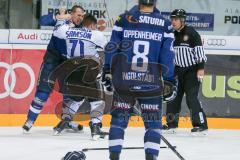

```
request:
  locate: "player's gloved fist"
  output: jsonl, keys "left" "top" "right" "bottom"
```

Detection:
{"left": 56, "top": 8, "right": 71, "bottom": 20}
{"left": 163, "top": 79, "right": 178, "bottom": 102}
{"left": 102, "top": 72, "right": 113, "bottom": 92}
{"left": 62, "top": 151, "right": 86, "bottom": 160}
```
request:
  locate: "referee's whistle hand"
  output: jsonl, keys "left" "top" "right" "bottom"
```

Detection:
{"left": 197, "top": 69, "right": 205, "bottom": 82}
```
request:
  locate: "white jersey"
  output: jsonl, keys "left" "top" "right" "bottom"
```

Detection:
{"left": 53, "top": 24, "right": 107, "bottom": 59}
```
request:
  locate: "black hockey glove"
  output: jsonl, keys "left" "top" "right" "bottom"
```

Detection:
{"left": 163, "top": 79, "right": 178, "bottom": 102}
{"left": 101, "top": 69, "right": 113, "bottom": 92}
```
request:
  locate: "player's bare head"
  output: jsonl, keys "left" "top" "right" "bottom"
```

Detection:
{"left": 170, "top": 9, "right": 186, "bottom": 31}
{"left": 71, "top": 5, "right": 85, "bottom": 26}
{"left": 82, "top": 14, "right": 97, "bottom": 30}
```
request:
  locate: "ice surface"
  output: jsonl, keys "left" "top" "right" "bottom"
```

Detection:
{"left": 0, "top": 127, "right": 240, "bottom": 160}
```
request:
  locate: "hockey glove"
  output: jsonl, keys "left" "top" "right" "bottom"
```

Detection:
{"left": 101, "top": 70, "right": 113, "bottom": 92}
{"left": 163, "top": 79, "right": 178, "bottom": 102}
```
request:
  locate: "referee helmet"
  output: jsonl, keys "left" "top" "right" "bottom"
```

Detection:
{"left": 170, "top": 9, "right": 187, "bottom": 21}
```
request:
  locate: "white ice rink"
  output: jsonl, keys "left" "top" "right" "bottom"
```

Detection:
{"left": 0, "top": 127, "right": 240, "bottom": 160}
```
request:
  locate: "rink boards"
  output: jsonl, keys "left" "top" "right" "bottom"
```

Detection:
{"left": 0, "top": 114, "right": 240, "bottom": 129}
{"left": 0, "top": 30, "right": 240, "bottom": 129}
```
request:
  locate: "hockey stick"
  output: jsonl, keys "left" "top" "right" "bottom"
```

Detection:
{"left": 160, "top": 76, "right": 186, "bottom": 160}
{"left": 82, "top": 146, "right": 176, "bottom": 152}
{"left": 161, "top": 135, "right": 186, "bottom": 160}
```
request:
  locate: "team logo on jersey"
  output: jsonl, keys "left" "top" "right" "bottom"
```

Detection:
{"left": 126, "top": 15, "right": 138, "bottom": 23}
{"left": 183, "top": 35, "right": 189, "bottom": 41}
{"left": 116, "top": 16, "right": 121, "bottom": 22}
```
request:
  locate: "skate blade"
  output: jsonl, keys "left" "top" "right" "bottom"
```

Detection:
{"left": 191, "top": 130, "right": 208, "bottom": 137}
{"left": 65, "top": 129, "right": 84, "bottom": 133}
{"left": 100, "top": 134, "right": 107, "bottom": 139}
{"left": 53, "top": 130, "right": 62, "bottom": 136}
{"left": 22, "top": 129, "right": 30, "bottom": 134}
{"left": 100, "top": 132, "right": 109, "bottom": 139}
{"left": 162, "top": 129, "right": 177, "bottom": 134}
{"left": 92, "top": 135, "right": 101, "bottom": 141}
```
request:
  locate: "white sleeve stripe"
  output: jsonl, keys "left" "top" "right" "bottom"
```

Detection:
{"left": 113, "top": 25, "right": 123, "bottom": 32}
{"left": 164, "top": 32, "right": 174, "bottom": 38}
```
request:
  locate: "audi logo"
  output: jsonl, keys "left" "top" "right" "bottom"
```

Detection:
{"left": 207, "top": 39, "right": 227, "bottom": 46}
{"left": 0, "top": 62, "right": 35, "bottom": 99}
{"left": 40, "top": 33, "right": 52, "bottom": 41}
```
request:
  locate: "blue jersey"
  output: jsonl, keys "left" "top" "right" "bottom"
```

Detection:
{"left": 105, "top": 8, "right": 175, "bottom": 91}
{"left": 39, "top": 13, "right": 82, "bottom": 28}
{"left": 39, "top": 13, "right": 57, "bottom": 26}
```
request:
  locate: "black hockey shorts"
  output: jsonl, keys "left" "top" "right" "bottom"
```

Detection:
{"left": 65, "top": 65, "right": 101, "bottom": 101}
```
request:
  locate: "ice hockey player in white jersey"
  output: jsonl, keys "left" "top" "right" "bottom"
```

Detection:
{"left": 51, "top": 14, "right": 108, "bottom": 140}
{"left": 53, "top": 15, "right": 107, "bottom": 59}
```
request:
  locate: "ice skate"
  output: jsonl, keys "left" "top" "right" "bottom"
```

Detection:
{"left": 53, "top": 120, "right": 69, "bottom": 136}
{"left": 191, "top": 126, "right": 208, "bottom": 136}
{"left": 22, "top": 120, "right": 34, "bottom": 133}
{"left": 109, "top": 152, "right": 120, "bottom": 160}
{"left": 146, "top": 154, "right": 157, "bottom": 160}
{"left": 89, "top": 122, "right": 108, "bottom": 140}
{"left": 67, "top": 121, "right": 83, "bottom": 132}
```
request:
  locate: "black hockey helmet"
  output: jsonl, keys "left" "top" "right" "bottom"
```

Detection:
{"left": 63, "top": 151, "right": 86, "bottom": 160}
{"left": 170, "top": 9, "right": 187, "bottom": 19}
{"left": 139, "top": 0, "right": 157, "bottom": 6}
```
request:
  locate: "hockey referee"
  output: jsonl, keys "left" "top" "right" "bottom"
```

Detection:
{"left": 163, "top": 9, "right": 208, "bottom": 133}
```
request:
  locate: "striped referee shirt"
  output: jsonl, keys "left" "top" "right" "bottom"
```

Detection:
{"left": 173, "top": 25, "right": 207, "bottom": 69}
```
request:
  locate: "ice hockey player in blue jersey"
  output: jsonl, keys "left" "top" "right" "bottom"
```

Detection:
{"left": 103, "top": 0, "right": 177, "bottom": 159}
{"left": 39, "top": 6, "right": 84, "bottom": 27}
{"left": 22, "top": 5, "right": 85, "bottom": 133}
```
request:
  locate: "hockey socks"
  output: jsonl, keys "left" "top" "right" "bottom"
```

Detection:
{"left": 27, "top": 91, "right": 49, "bottom": 122}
